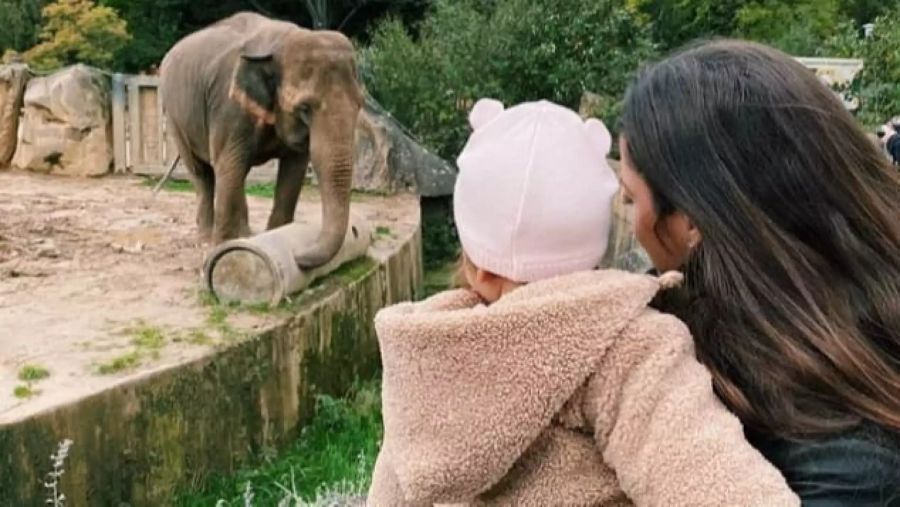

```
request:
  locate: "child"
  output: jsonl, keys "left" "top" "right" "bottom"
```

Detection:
{"left": 367, "top": 99, "right": 799, "bottom": 506}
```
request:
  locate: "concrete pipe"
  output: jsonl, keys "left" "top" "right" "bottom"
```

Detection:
{"left": 203, "top": 216, "right": 372, "bottom": 306}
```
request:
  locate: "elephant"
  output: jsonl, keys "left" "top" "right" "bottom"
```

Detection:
{"left": 160, "top": 12, "right": 363, "bottom": 268}
{"left": 0, "top": 64, "right": 29, "bottom": 167}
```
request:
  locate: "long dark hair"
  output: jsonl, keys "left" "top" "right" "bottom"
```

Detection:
{"left": 622, "top": 39, "right": 900, "bottom": 438}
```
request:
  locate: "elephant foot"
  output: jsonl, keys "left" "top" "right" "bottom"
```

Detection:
{"left": 195, "top": 232, "right": 213, "bottom": 247}
{"left": 196, "top": 226, "right": 214, "bottom": 244}
{"left": 210, "top": 226, "right": 252, "bottom": 245}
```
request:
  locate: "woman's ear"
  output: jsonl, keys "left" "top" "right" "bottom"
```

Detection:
{"left": 667, "top": 210, "right": 702, "bottom": 251}
{"left": 686, "top": 220, "right": 703, "bottom": 250}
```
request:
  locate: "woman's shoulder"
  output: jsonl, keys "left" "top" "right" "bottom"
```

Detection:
{"left": 749, "top": 423, "right": 900, "bottom": 506}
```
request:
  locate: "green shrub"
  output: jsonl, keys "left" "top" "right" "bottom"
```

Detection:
{"left": 176, "top": 381, "right": 382, "bottom": 505}
{"left": 0, "top": 0, "right": 45, "bottom": 56}
{"left": 363, "top": 0, "right": 656, "bottom": 160}
{"left": 631, "top": 0, "right": 895, "bottom": 52}
{"left": 735, "top": 0, "right": 842, "bottom": 55}
{"left": 24, "top": 0, "right": 131, "bottom": 71}
{"left": 631, "top": 0, "right": 748, "bottom": 50}
{"left": 421, "top": 196, "right": 459, "bottom": 270}
{"left": 823, "top": 15, "right": 900, "bottom": 127}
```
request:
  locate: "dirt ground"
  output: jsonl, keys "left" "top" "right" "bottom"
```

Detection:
{"left": 0, "top": 170, "right": 418, "bottom": 424}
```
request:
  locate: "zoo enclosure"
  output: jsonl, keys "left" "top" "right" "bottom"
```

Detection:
{"left": 110, "top": 74, "right": 171, "bottom": 175}
{"left": 110, "top": 73, "right": 279, "bottom": 181}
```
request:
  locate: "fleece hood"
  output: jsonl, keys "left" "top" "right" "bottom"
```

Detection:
{"left": 374, "top": 269, "right": 678, "bottom": 503}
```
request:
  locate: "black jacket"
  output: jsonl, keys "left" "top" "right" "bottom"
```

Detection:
{"left": 748, "top": 423, "right": 900, "bottom": 506}
{"left": 888, "top": 133, "right": 900, "bottom": 165}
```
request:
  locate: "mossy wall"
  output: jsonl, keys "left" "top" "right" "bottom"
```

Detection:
{"left": 0, "top": 228, "right": 422, "bottom": 506}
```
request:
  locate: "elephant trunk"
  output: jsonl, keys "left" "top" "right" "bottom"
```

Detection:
{"left": 0, "top": 64, "right": 29, "bottom": 167}
{"left": 294, "top": 113, "right": 357, "bottom": 268}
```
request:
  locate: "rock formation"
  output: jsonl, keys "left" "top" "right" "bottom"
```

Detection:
{"left": 13, "top": 65, "right": 113, "bottom": 176}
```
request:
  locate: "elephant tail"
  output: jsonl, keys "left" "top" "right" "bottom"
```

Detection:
{"left": 152, "top": 155, "right": 181, "bottom": 195}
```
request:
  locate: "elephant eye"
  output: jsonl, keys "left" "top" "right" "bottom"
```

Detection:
{"left": 296, "top": 103, "right": 312, "bottom": 123}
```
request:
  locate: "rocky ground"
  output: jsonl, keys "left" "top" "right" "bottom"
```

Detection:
{"left": 0, "top": 170, "right": 417, "bottom": 423}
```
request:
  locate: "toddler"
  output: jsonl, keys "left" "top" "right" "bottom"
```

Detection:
{"left": 367, "top": 99, "right": 799, "bottom": 506}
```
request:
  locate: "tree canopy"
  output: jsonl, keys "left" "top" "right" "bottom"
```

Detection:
{"left": 22, "top": 0, "right": 130, "bottom": 71}
{"left": 2, "top": 0, "right": 896, "bottom": 73}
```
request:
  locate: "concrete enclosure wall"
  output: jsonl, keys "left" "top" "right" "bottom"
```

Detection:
{"left": 0, "top": 228, "right": 422, "bottom": 505}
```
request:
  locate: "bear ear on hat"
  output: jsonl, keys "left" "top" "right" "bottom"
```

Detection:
{"left": 469, "top": 98, "right": 505, "bottom": 130}
{"left": 584, "top": 118, "right": 612, "bottom": 157}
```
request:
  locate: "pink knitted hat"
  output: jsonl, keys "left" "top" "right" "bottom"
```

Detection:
{"left": 454, "top": 98, "right": 619, "bottom": 283}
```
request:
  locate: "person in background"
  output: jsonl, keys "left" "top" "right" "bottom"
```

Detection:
{"left": 619, "top": 39, "right": 900, "bottom": 505}
{"left": 879, "top": 119, "right": 900, "bottom": 165}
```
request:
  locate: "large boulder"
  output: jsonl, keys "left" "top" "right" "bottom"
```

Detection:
{"left": 12, "top": 64, "right": 112, "bottom": 177}
{"left": 352, "top": 97, "right": 457, "bottom": 196}
{"left": 0, "top": 64, "right": 29, "bottom": 167}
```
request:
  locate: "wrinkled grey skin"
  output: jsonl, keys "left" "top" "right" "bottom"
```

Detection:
{"left": 0, "top": 64, "right": 29, "bottom": 166}
{"left": 160, "top": 12, "right": 363, "bottom": 267}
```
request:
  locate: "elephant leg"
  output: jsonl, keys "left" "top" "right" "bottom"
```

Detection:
{"left": 212, "top": 159, "right": 251, "bottom": 243}
{"left": 268, "top": 151, "right": 309, "bottom": 230}
{"left": 171, "top": 134, "right": 216, "bottom": 243}
{"left": 192, "top": 163, "right": 216, "bottom": 242}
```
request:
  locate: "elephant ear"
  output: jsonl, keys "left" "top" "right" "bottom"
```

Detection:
{"left": 229, "top": 36, "right": 282, "bottom": 126}
{"left": 584, "top": 117, "right": 612, "bottom": 157}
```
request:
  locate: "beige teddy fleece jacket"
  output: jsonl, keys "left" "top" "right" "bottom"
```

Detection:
{"left": 367, "top": 269, "right": 800, "bottom": 507}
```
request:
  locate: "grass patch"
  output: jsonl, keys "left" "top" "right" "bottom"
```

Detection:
{"left": 148, "top": 175, "right": 376, "bottom": 204}
{"left": 146, "top": 178, "right": 275, "bottom": 199}
{"left": 96, "top": 351, "right": 142, "bottom": 375}
{"left": 202, "top": 301, "right": 246, "bottom": 342}
{"left": 130, "top": 324, "right": 166, "bottom": 350}
{"left": 374, "top": 225, "right": 392, "bottom": 237}
{"left": 184, "top": 329, "right": 214, "bottom": 345}
{"left": 13, "top": 384, "right": 37, "bottom": 399}
{"left": 95, "top": 322, "right": 169, "bottom": 374}
{"left": 15, "top": 364, "right": 51, "bottom": 399}
{"left": 197, "top": 289, "right": 219, "bottom": 308}
{"left": 207, "top": 305, "right": 229, "bottom": 327}
{"left": 245, "top": 183, "right": 276, "bottom": 199}
{"left": 176, "top": 380, "right": 383, "bottom": 506}
{"left": 18, "top": 364, "right": 50, "bottom": 382}
{"left": 332, "top": 258, "right": 376, "bottom": 284}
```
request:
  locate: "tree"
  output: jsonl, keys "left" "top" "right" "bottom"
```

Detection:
{"left": 299, "top": 0, "right": 429, "bottom": 31}
{"left": 824, "top": 14, "right": 900, "bottom": 127}
{"left": 630, "top": 0, "right": 750, "bottom": 50}
{"left": 99, "top": 0, "right": 186, "bottom": 72}
{"left": 365, "top": 0, "right": 656, "bottom": 160}
{"left": 24, "top": 0, "right": 131, "bottom": 71}
{"left": 838, "top": 0, "right": 899, "bottom": 25}
{"left": 734, "top": 0, "right": 842, "bottom": 55}
{"left": 0, "top": 0, "right": 46, "bottom": 55}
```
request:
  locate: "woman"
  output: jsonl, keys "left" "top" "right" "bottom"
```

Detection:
{"left": 618, "top": 39, "right": 900, "bottom": 504}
